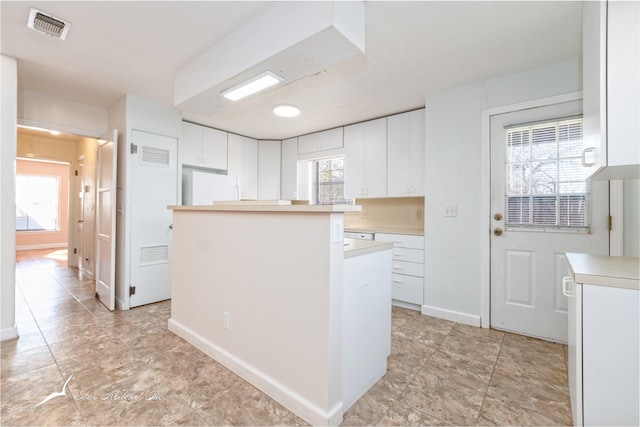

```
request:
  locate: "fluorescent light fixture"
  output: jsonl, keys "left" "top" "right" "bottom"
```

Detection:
{"left": 221, "top": 71, "right": 283, "bottom": 101}
{"left": 273, "top": 105, "right": 301, "bottom": 117}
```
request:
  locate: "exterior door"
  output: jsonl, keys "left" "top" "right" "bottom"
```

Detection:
{"left": 490, "top": 101, "right": 609, "bottom": 342}
{"left": 95, "top": 130, "right": 118, "bottom": 311}
{"left": 129, "top": 130, "right": 178, "bottom": 307}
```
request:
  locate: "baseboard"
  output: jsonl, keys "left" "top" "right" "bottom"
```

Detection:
{"left": 421, "top": 305, "right": 481, "bottom": 327}
{"left": 392, "top": 300, "right": 421, "bottom": 311}
{"left": 115, "top": 296, "right": 125, "bottom": 311}
{"left": 1, "top": 325, "right": 19, "bottom": 342}
{"left": 16, "top": 243, "right": 67, "bottom": 251}
{"left": 168, "top": 319, "right": 343, "bottom": 426}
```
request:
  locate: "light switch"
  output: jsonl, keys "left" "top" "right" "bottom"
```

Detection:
{"left": 444, "top": 205, "right": 457, "bottom": 217}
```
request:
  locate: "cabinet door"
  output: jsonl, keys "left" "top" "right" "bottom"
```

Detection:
{"left": 281, "top": 138, "right": 298, "bottom": 200}
{"left": 202, "top": 127, "right": 228, "bottom": 170}
{"left": 607, "top": 1, "right": 640, "bottom": 170}
{"left": 258, "top": 140, "right": 281, "bottom": 200}
{"left": 227, "top": 134, "right": 244, "bottom": 195}
{"left": 409, "top": 109, "right": 425, "bottom": 196}
{"left": 181, "top": 122, "right": 203, "bottom": 166}
{"left": 344, "top": 122, "right": 365, "bottom": 199}
{"left": 363, "top": 118, "right": 387, "bottom": 198}
{"left": 243, "top": 137, "right": 258, "bottom": 200}
{"left": 387, "top": 112, "right": 411, "bottom": 197}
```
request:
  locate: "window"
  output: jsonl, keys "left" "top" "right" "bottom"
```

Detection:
{"left": 505, "top": 117, "right": 590, "bottom": 231}
{"left": 16, "top": 174, "right": 60, "bottom": 231}
{"left": 312, "top": 157, "right": 348, "bottom": 205}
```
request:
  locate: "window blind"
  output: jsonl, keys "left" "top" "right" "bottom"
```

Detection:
{"left": 504, "top": 117, "right": 590, "bottom": 231}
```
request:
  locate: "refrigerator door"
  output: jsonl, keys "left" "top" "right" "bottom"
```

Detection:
{"left": 184, "top": 170, "right": 239, "bottom": 205}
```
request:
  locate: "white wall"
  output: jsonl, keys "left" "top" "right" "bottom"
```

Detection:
{"left": 423, "top": 60, "right": 582, "bottom": 322}
{"left": 18, "top": 91, "right": 108, "bottom": 137}
{"left": 1, "top": 55, "right": 18, "bottom": 341}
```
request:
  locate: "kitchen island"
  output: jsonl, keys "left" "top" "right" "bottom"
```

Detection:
{"left": 167, "top": 203, "right": 393, "bottom": 426}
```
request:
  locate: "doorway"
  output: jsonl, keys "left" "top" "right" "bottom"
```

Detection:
{"left": 484, "top": 96, "right": 610, "bottom": 343}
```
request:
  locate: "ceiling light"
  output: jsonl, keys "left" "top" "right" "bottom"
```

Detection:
{"left": 273, "top": 105, "right": 301, "bottom": 117}
{"left": 221, "top": 71, "right": 283, "bottom": 101}
{"left": 49, "top": 130, "right": 61, "bottom": 136}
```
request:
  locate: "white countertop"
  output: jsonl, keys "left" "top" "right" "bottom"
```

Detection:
{"left": 169, "top": 203, "right": 361, "bottom": 213}
{"left": 344, "top": 226, "right": 424, "bottom": 236}
{"left": 566, "top": 253, "right": 640, "bottom": 291}
{"left": 344, "top": 238, "right": 393, "bottom": 259}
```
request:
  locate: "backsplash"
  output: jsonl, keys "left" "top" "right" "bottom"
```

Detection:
{"left": 345, "top": 197, "right": 425, "bottom": 231}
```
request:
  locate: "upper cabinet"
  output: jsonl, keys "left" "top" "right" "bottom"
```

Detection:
{"left": 258, "top": 140, "right": 281, "bottom": 200}
{"left": 228, "top": 134, "right": 258, "bottom": 200}
{"left": 582, "top": 0, "right": 639, "bottom": 180}
{"left": 181, "top": 121, "right": 228, "bottom": 170}
{"left": 281, "top": 137, "right": 298, "bottom": 200}
{"left": 298, "top": 128, "right": 343, "bottom": 155}
{"left": 387, "top": 109, "right": 425, "bottom": 197}
{"left": 344, "top": 118, "right": 387, "bottom": 199}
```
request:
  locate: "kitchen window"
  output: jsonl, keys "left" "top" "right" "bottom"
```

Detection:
{"left": 505, "top": 116, "right": 590, "bottom": 231}
{"left": 16, "top": 174, "right": 60, "bottom": 231}
{"left": 312, "top": 156, "right": 348, "bottom": 205}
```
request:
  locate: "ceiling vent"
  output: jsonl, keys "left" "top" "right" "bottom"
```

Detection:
{"left": 27, "top": 8, "right": 71, "bottom": 40}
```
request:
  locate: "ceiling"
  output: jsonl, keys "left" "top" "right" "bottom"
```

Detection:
{"left": 1, "top": 1, "right": 583, "bottom": 141}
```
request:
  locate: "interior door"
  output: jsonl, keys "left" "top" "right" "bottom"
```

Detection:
{"left": 490, "top": 101, "right": 609, "bottom": 342}
{"left": 72, "top": 162, "right": 83, "bottom": 269}
{"left": 129, "top": 130, "right": 178, "bottom": 307}
{"left": 95, "top": 130, "right": 118, "bottom": 310}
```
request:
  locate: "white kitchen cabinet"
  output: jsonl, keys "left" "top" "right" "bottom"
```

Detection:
{"left": 566, "top": 253, "right": 639, "bottom": 427}
{"left": 280, "top": 137, "right": 298, "bottom": 200}
{"left": 387, "top": 109, "right": 425, "bottom": 197}
{"left": 297, "top": 127, "right": 343, "bottom": 155}
{"left": 181, "top": 121, "right": 228, "bottom": 170}
{"left": 375, "top": 232, "right": 424, "bottom": 309}
{"left": 258, "top": 140, "right": 281, "bottom": 200}
{"left": 344, "top": 118, "right": 387, "bottom": 199}
{"left": 582, "top": 1, "right": 639, "bottom": 180}
{"left": 228, "top": 133, "right": 257, "bottom": 200}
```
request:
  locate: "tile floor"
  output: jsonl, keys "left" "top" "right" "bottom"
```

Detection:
{"left": 1, "top": 249, "right": 573, "bottom": 426}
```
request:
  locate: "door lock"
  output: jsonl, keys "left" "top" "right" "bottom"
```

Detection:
{"left": 494, "top": 213, "right": 503, "bottom": 221}
{"left": 493, "top": 228, "right": 503, "bottom": 236}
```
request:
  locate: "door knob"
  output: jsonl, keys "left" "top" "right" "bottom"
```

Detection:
{"left": 494, "top": 213, "right": 503, "bottom": 221}
{"left": 493, "top": 228, "right": 503, "bottom": 236}
{"left": 169, "top": 224, "right": 173, "bottom": 230}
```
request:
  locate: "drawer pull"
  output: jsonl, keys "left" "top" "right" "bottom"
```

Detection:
{"left": 393, "top": 240, "right": 403, "bottom": 243}
{"left": 393, "top": 265, "right": 403, "bottom": 270}
{"left": 562, "top": 276, "right": 574, "bottom": 297}
{"left": 393, "top": 279, "right": 403, "bottom": 283}
{"left": 393, "top": 252, "right": 403, "bottom": 256}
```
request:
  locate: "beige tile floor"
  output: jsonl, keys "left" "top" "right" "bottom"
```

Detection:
{"left": 1, "top": 249, "right": 573, "bottom": 426}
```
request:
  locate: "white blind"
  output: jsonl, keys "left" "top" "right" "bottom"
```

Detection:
{"left": 504, "top": 117, "right": 590, "bottom": 231}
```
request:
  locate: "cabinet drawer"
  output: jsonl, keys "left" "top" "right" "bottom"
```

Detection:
{"left": 392, "top": 260, "right": 424, "bottom": 277}
{"left": 391, "top": 248, "right": 423, "bottom": 264}
{"left": 392, "top": 274, "right": 423, "bottom": 305}
{"left": 375, "top": 233, "right": 424, "bottom": 249}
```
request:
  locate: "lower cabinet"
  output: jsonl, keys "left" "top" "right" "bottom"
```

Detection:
{"left": 566, "top": 276, "right": 639, "bottom": 426}
{"left": 375, "top": 233, "right": 424, "bottom": 310}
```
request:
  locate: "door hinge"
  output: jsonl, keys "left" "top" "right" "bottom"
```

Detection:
{"left": 95, "top": 292, "right": 99, "bottom": 299}
{"left": 608, "top": 215, "right": 613, "bottom": 231}
{"left": 130, "top": 143, "right": 138, "bottom": 154}
{"left": 129, "top": 286, "right": 136, "bottom": 296}
{"left": 75, "top": 170, "right": 78, "bottom": 176}
{"left": 73, "top": 248, "right": 77, "bottom": 254}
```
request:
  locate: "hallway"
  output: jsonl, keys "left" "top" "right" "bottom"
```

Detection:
{"left": 1, "top": 250, "right": 572, "bottom": 426}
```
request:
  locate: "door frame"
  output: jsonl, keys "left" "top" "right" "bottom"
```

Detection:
{"left": 479, "top": 91, "right": 617, "bottom": 328}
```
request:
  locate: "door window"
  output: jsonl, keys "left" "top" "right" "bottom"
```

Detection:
{"left": 504, "top": 117, "right": 590, "bottom": 232}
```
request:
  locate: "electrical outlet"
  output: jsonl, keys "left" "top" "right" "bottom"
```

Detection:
{"left": 444, "top": 205, "right": 458, "bottom": 217}
{"left": 361, "top": 210, "right": 368, "bottom": 218}
{"left": 223, "top": 311, "right": 231, "bottom": 330}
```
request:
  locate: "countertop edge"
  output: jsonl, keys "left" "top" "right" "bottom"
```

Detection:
{"left": 566, "top": 252, "right": 640, "bottom": 291}
{"left": 169, "top": 204, "right": 362, "bottom": 213}
{"left": 344, "top": 239, "right": 394, "bottom": 259}
{"left": 344, "top": 226, "right": 424, "bottom": 236}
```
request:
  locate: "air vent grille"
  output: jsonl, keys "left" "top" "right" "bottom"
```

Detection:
{"left": 27, "top": 8, "right": 71, "bottom": 40}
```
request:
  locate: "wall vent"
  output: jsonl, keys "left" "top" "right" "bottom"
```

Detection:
{"left": 27, "top": 8, "right": 71, "bottom": 40}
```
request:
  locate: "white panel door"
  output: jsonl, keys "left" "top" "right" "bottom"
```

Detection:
{"left": 130, "top": 130, "right": 178, "bottom": 307}
{"left": 95, "top": 130, "right": 118, "bottom": 311}
{"left": 490, "top": 101, "right": 609, "bottom": 342}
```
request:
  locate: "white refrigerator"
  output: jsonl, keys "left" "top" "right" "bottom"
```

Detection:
{"left": 182, "top": 170, "right": 239, "bottom": 205}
